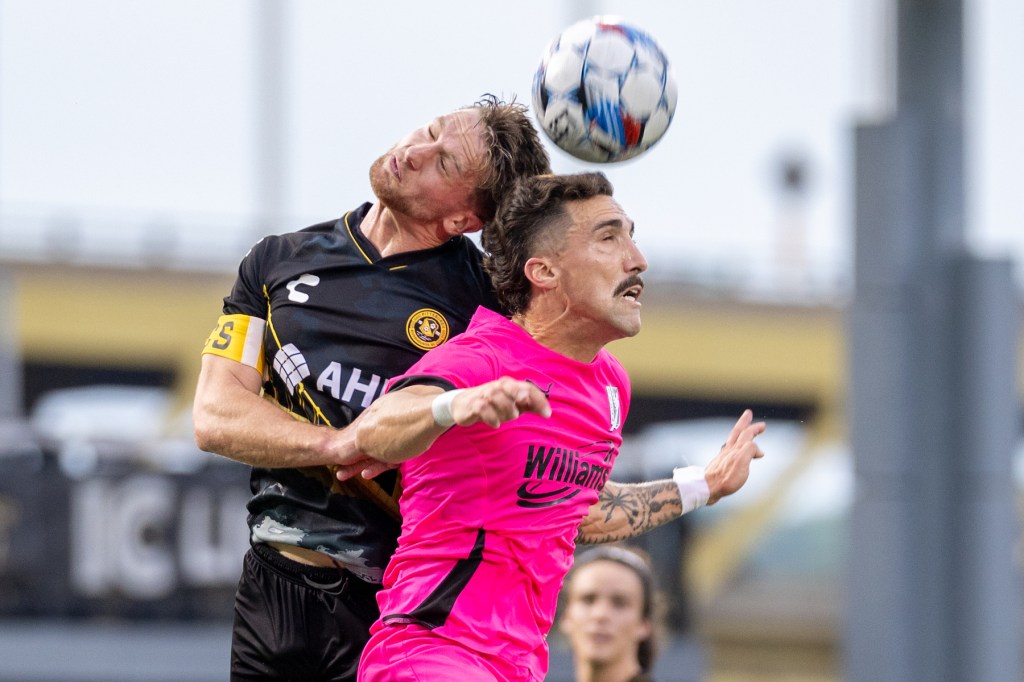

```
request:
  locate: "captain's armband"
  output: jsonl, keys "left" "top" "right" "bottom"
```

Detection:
{"left": 202, "top": 314, "right": 266, "bottom": 372}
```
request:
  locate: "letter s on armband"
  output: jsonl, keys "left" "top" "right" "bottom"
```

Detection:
{"left": 202, "top": 314, "right": 267, "bottom": 373}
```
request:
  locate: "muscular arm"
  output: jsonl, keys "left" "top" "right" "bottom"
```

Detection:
{"left": 576, "top": 479, "right": 683, "bottom": 544}
{"left": 192, "top": 354, "right": 358, "bottom": 468}
{"left": 341, "top": 378, "right": 552, "bottom": 476}
{"left": 577, "top": 409, "right": 767, "bottom": 544}
{"left": 351, "top": 384, "right": 450, "bottom": 464}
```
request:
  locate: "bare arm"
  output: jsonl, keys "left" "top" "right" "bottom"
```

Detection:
{"left": 577, "top": 409, "right": 766, "bottom": 544}
{"left": 577, "top": 479, "right": 683, "bottom": 544}
{"left": 350, "top": 384, "right": 450, "bottom": 464}
{"left": 340, "top": 378, "right": 552, "bottom": 476}
{"left": 192, "top": 354, "right": 358, "bottom": 468}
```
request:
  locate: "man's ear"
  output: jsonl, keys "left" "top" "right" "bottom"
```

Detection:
{"left": 523, "top": 256, "right": 558, "bottom": 290}
{"left": 443, "top": 211, "right": 484, "bottom": 236}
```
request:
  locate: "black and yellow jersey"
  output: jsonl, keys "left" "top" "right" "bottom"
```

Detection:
{"left": 202, "top": 202, "right": 500, "bottom": 583}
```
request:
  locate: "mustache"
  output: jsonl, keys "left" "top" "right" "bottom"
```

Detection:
{"left": 613, "top": 275, "right": 645, "bottom": 297}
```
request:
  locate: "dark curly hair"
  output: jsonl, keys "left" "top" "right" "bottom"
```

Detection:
{"left": 482, "top": 172, "right": 614, "bottom": 315}
{"left": 468, "top": 94, "right": 552, "bottom": 224}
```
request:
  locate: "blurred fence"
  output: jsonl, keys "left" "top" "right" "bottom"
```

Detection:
{"left": 0, "top": 207, "right": 851, "bottom": 304}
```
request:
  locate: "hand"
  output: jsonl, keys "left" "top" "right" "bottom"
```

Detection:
{"left": 334, "top": 455, "right": 398, "bottom": 482}
{"left": 329, "top": 428, "right": 395, "bottom": 481}
{"left": 704, "top": 409, "right": 766, "bottom": 504}
{"left": 451, "top": 376, "right": 552, "bottom": 428}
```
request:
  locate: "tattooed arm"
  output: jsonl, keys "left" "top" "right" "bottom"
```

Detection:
{"left": 576, "top": 479, "right": 683, "bottom": 544}
{"left": 577, "top": 410, "right": 768, "bottom": 545}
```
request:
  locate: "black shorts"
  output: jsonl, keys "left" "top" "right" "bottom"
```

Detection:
{"left": 230, "top": 543, "right": 382, "bottom": 682}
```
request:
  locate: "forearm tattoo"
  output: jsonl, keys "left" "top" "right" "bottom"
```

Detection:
{"left": 576, "top": 480, "right": 683, "bottom": 545}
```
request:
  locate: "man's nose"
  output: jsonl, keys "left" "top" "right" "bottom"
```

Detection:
{"left": 627, "top": 241, "right": 648, "bottom": 273}
{"left": 404, "top": 143, "right": 436, "bottom": 171}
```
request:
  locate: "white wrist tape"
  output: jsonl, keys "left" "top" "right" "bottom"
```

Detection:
{"left": 672, "top": 466, "right": 710, "bottom": 514}
{"left": 431, "top": 389, "right": 465, "bottom": 428}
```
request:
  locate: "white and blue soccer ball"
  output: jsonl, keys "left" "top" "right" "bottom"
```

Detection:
{"left": 532, "top": 16, "right": 678, "bottom": 163}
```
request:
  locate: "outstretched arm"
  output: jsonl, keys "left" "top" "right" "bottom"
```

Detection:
{"left": 577, "top": 409, "right": 765, "bottom": 544}
{"left": 577, "top": 478, "right": 683, "bottom": 544}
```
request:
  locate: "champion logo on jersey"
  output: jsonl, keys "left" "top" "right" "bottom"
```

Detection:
{"left": 273, "top": 343, "right": 311, "bottom": 394}
{"left": 405, "top": 309, "right": 450, "bottom": 351}
{"left": 606, "top": 386, "right": 621, "bottom": 431}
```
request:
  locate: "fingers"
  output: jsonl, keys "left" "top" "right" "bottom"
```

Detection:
{"left": 360, "top": 460, "right": 398, "bottom": 479}
{"left": 728, "top": 409, "right": 766, "bottom": 445}
{"left": 456, "top": 377, "right": 551, "bottom": 428}
{"left": 704, "top": 413, "right": 766, "bottom": 503}
{"left": 334, "top": 459, "right": 397, "bottom": 481}
{"left": 724, "top": 409, "right": 753, "bottom": 447}
{"left": 731, "top": 411, "right": 766, "bottom": 461}
{"left": 334, "top": 462, "right": 365, "bottom": 481}
{"left": 742, "top": 420, "right": 767, "bottom": 442}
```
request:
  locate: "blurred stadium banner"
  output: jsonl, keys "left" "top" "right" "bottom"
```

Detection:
{"left": 0, "top": 437, "right": 249, "bottom": 620}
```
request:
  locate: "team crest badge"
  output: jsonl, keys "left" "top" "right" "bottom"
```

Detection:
{"left": 606, "top": 386, "right": 621, "bottom": 431}
{"left": 406, "top": 309, "right": 450, "bottom": 350}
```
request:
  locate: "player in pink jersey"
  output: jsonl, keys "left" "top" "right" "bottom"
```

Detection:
{"left": 344, "top": 173, "right": 766, "bottom": 681}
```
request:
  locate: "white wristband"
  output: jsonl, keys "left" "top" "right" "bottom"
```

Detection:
{"left": 431, "top": 389, "right": 465, "bottom": 428}
{"left": 672, "top": 466, "right": 710, "bottom": 514}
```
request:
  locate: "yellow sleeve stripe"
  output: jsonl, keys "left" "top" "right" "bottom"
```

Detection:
{"left": 202, "top": 314, "right": 266, "bottom": 373}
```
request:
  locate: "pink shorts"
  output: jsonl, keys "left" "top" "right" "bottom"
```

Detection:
{"left": 357, "top": 624, "right": 541, "bottom": 682}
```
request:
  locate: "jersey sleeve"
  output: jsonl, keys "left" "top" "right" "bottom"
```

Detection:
{"left": 223, "top": 236, "right": 272, "bottom": 318}
{"left": 385, "top": 333, "right": 499, "bottom": 393}
{"left": 199, "top": 237, "right": 273, "bottom": 372}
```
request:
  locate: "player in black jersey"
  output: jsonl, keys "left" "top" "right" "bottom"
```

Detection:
{"left": 193, "top": 96, "right": 552, "bottom": 681}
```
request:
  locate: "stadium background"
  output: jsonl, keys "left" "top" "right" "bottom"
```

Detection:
{"left": 1, "top": 1, "right": 1022, "bottom": 680}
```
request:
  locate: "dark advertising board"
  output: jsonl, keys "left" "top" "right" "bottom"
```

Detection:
{"left": 0, "top": 440, "right": 251, "bottom": 620}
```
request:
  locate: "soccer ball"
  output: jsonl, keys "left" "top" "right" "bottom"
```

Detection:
{"left": 532, "top": 16, "right": 677, "bottom": 163}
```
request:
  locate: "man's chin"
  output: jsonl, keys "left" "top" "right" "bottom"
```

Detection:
{"left": 618, "top": 315, "right": 642, "bottom": 339}
{"left": 368, "top": 155, "right": 406, "bottom": 205}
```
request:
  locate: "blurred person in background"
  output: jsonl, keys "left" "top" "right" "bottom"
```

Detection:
{"left": 559, "top": 546, "right": 663, "bottom": 682}
{"left": 345, "top": 172, "right": 765, "bottom": 681}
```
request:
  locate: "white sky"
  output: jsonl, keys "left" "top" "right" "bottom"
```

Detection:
{"left": 0, "top": 0, "right": 1021, "bottom": 295}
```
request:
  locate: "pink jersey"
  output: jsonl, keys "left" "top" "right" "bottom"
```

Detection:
{"left": 364, "top": 307, "right": 630, "bottom": 678}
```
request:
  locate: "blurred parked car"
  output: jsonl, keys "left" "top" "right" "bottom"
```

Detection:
{"left": 30, "top": 385, "right": 214, "bottom": 475}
